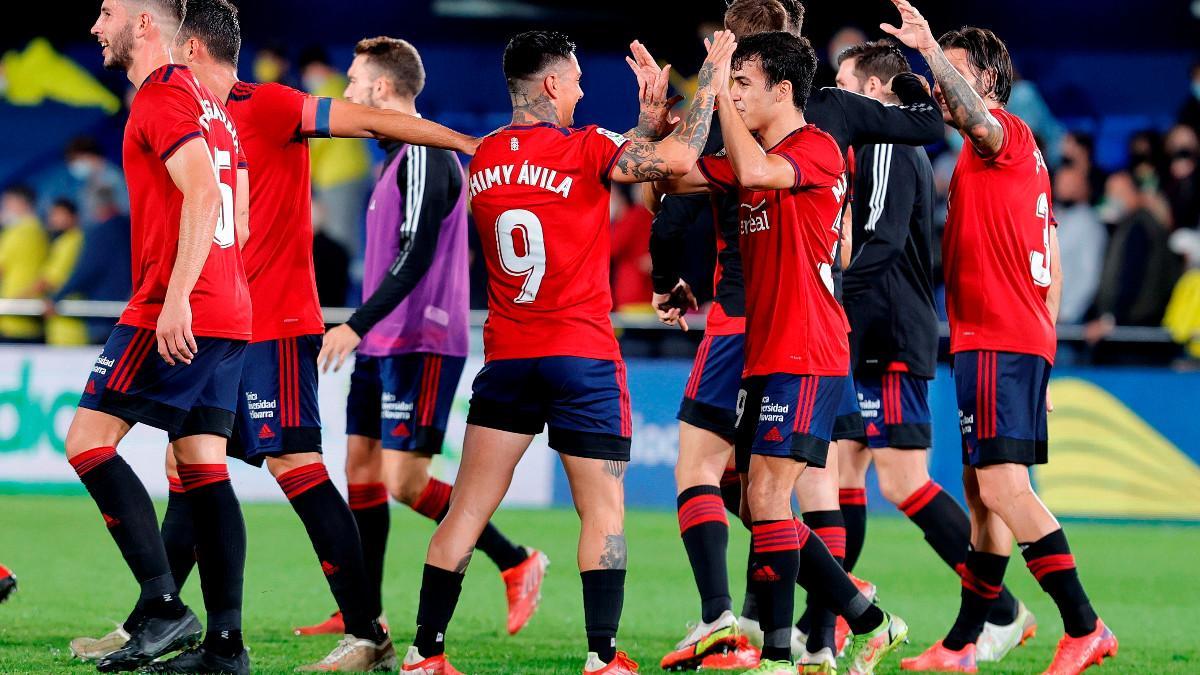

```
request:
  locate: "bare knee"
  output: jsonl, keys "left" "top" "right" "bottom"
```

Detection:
{"left": 345, "top": 435, "right": 382, "bottom": 484}
{"left": 976, "top": 469, "right": 1033, "bottom": 516}
{"left": 388, "top": 459, "right": 433, "bottom": 506}
{"left": 266, "top": 452, "right": 324, "bottom": 479}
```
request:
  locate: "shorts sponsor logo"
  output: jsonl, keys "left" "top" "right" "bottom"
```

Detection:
{"left": 92, "top": 355, "right": 115, "bottom": 376}
{"left": 391, "top": 422, "right": 410, "bottom": 438}
{"left": 866, "top": 421, "right": 881, "bottom": 436}
{"left": 959, "top": 410, "right": 974, "bottom": 435}
{"left": 763, "top": 426, "right": 784, "bottom": 442}
{"left": 257, "top": 423, "right": 274, "bottom": 440}
{"left": 381, "top": 393, "right": 414, "bottom": 422}
{"left": 759, "top": 398, "right": 789, "bottom": 423}
{"left": 245, "top": 391, "right": 276, "bottom": 420}
{"left": 859, "top": 396, "right": 881, "bottom": 419}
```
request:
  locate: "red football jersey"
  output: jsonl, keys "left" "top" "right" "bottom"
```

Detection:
{"left": 121, "top": 65, "right": 250, "bottom": 340}
{"left": 698, "top": 125, "right": 849, "bottom": 377}
{"left": 225, "top": 82, "right": 326, "bottom": 341}
{"left": 469, "top": 123, "right": 629, "bottom": 361}
{"left": 943, "top": 109, "right": 1057, "bottom": 363}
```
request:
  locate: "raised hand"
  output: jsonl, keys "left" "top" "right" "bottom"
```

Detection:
{"left": 880, "top": 0, "right": 938, "bottom": 52}
{"left": 702, "top": 30, "right": 737, "bottom": 93}
{"left": 626, "top": 40, "right": 683, "bottom": 139}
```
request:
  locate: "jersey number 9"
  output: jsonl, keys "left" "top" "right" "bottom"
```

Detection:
{"left": 495, "top": 209, "right": 546, "bottom": 303}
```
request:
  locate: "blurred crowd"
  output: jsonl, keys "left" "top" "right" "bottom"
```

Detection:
{"left": 3, "top": 38, "right": 1199, "bottom": 364}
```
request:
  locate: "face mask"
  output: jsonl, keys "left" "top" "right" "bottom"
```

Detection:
{"left": 1097, "top": 198, "right": 1128, "bottom": 224}
{"left": 1193, "top": 81, "right": 1200, "bottom": 101}
{"left": 303, "top": 74, "right": 324, "bottom": 93}
{"left": 1058, "top": 199, "right": 1080, "bottom": 210}
{"left": 68, "top": 158, "right": 95, "bottom": 181}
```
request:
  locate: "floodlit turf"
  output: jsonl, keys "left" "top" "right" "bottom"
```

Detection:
{"left": 0, "top": 495, "right": 1196, "bottom": 674}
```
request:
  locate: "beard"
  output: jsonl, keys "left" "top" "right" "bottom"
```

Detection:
{"left": 103, "top": 21, "right": 135, "bottom": 72}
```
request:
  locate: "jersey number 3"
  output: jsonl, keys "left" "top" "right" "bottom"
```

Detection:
{"left": 1030, "top": 192, "right": 1051, "bottom": 287}
{"left": 495, "top": 209, "right": 546, "bottom": 303}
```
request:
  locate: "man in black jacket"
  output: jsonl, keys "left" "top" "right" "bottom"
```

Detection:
{"left": 833, "top": 39, "right": 1034, "bottom": 664}
{"left": 649, "top": 1, "right": 946, "bottom": 669}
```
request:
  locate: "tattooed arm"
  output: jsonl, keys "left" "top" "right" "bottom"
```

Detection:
{"left": 610, "top": 31, "right": 737, "bottom": 184}
{"left": 881, "top": 0, "right": 1004, "bottom": 156}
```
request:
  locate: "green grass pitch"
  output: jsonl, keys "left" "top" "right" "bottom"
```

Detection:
{"left": 0, "top": 495, "right": 1196, "bottom": 673}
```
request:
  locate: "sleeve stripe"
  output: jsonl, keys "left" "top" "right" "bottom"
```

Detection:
{"left": 301, "top": 97, "right": 333, "bottom": 138}
{"left": 780, "top": 153, "right": 803, "bottom": 191}
{"left": 865, "top": 144, "right": 893, "bottom": 233}
{"left": 601, "top": 140, "right": 627, "bottom": 182}
{"left": 159, "top": 131, "right": 203, "bottom": 162}
{"left": 391, "top": 145, "right": 427, "bottom": 275}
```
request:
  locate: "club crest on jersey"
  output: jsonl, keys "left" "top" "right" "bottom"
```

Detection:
{"left": 510, "top": 137, "right": 519, "bottom": 151}
{"left": 739, "top": 199, "right": 769, "bottom": 235}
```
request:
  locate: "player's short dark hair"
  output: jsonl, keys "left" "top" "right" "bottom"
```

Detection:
{"left": 130, "top": 0, "right": 186, "bottom": 28}
{"left": 66, "top": 136, "right": 103, "bottom": 158}
{"left": 938, "top": 26, "right": 1013, "bottom": 105}
{"left": 354, "top": 37, "right": 426, "bottom": 98}
{"left": 51, "top": 198, "right": 79, "bottom": 216}
{"left": 502, "top": 31, "right": 576, "bottom": 93}
{"left": 723, "top": 0, "right": 791, "bottom": 39}
{"left": 180, "top": 0, "right": 241, "bottom": 67}
{"left": 2, "top": 185, "right": 36, "bottom": 205}
{"left": 732, "top": 31, "right": 817, "bottom": 111}
{"left": 836, "top": 39, "right": 911, "bottom": 83}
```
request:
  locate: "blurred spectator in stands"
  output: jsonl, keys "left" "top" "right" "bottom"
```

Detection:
{"left": 610, "top": 184, "right": 654, "bottom": 313}
{"left": 0, "top": 186, "right": 49, "bottom": 342}
{"left": 1127, "top": 129, "right": 1169, "bottom": 195}
{"left": 1, "top": 38, "right": 120, "bottom": 113}
{"left": 1087, "top": 173, "right": 1182, "bottom": 360}
{"left": 1164, "top": 124, "right": 1199, "bottom": 230}
{"left": 31, "top": 199, "right": 86, "bottom": 345}
{"left": 253, "top": 42, "right": 295, "bottom": 86}
{"left": 818, "top": 27, "right": 867, "bottom": 86}
{"left": 48, "top": 187, "right": 130, "bottom": 343}
{"left": 1178, "top": 61, "right": 1200, "bottom": 138}
{"left": 312, "top": 200, "right": 350, "bottom": 309}
{"left": 1060, "top": 131, "right": 1106, "bottom": 206}
{"left": 37, "top": 136, "right": 129, "bottom": 226}
{"left": 1008, "top": 70, "right": 1065, "bottom": 167}
{"left": 1053, "top": 167, "right": 1107, "bottom": 324}
{"left": 301, "top": 46, "right": 372, "bottom": 262}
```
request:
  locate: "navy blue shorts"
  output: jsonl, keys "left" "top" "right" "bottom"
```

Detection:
{"left": 954, "top": 351, "right": 1051, "bottom": 467}
{"left": 855, "top": 372, "right": 932, "bottom": 450}
{"left": 832, "top": 370, "right": 866, "bottom": 442}
{"left": 466, "top": 356, "right": 632, "bottom": 461}
{"left": 346, "top": 353, "right": 466, "bottom": 454}
{"left": 735, "top": 374, "right": 845, "bottom": 472}
{"left": 227, "top": 336, "right": 322, "bottom": 466}
{"left": 79, "top": 324, "right": 246, "bottom": 441}
{"left": 677, "top": 333, "right": 744, "bottom": 438}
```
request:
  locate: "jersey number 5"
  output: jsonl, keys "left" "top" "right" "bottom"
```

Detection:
{"left": 210, "top": 148, "right": 236, "bottom": 249}
{"left": 495, "top": 209, "right": 546, "bottom": 303}
{"left": 1030, "top": 192, "right": 1051, "bottom": 287}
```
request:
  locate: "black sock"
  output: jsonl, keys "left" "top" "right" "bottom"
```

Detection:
{"left": 741, "top": 544, "right": 759, "bottom": 621}
{"left": 801, "top": 511, "right": 845, "bottom": 653}
{"left": 348, "top": 483, "right": 390, "bottom": 606}
{"left": 943, "top": 549, "right": 1008, "bottom": 650}
{"left": 839, "top": 488, "right": 868, "bottom": 572}
{"left": 70, "top": 447, "right": 184, "bottom": 620}
{"left": 582, "top": 569, "right": 625, "bottom": 663}
{"left": 179, "top": 464, "right": 246, "bottom": 638}
{"left": 750, "top": 520, "right": 801, "bottom": 662}
{"left": 414, "top": 564, "right": 464, "bottom": 657}
{"left": 1022, "top": 529, "right": 1098, "bottom": 638}
{"left": 162, "top": 480, "right": 197, "bottom": 591}
{"left": 203, "top": 628, "right": 243, "bottom": 659}
{"left": 900, "top": 480, "right": 1019, "bottom": 624}
{"left": 677, "top": 486, "right": 732, "bottom": 623}
{"left": 279, "top": 464, "right": 384, "bottom": 642}
{"left": 796, "top": 525, "right": 883, "bottom": 636}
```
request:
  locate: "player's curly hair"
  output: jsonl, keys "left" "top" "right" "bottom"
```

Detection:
{"left": 503, "top": 31, "right": 576, "bottom": 94}
{"left": 732, "top": 31, "right": 817, "bottom": 111}
{"left": 938, "top": 26, "right": 1013, "bottom": 105}
{"left": 836, "top": 39, "right": 911, "bottom": 84}
{"left": 179, "top": 0, "right": 240, "bottom": 67}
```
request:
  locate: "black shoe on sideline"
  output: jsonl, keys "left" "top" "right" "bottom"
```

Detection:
{"left": 140, "top": 646, "right": 251, "bottom": 674}
{"left": 95, "top": 609, "right": 202, "bottom": 672}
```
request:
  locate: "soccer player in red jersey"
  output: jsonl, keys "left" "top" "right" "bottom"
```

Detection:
{"left": 661, "top": 32, "right": 908, "bottom": 675}
{"left": 71, "top": 0, "right": 251, "bottom": 671}
{"left": 71, "top": 2, "right": 483, "bottom": 671}
{"left": 882, "top": 2, "right": 1116, "bottom": 673}
{"left": 0, "top": 564, "right": 15, "bottom": 604}
{"left": 400, "top": 30, "right": 736, "bottom": 675}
